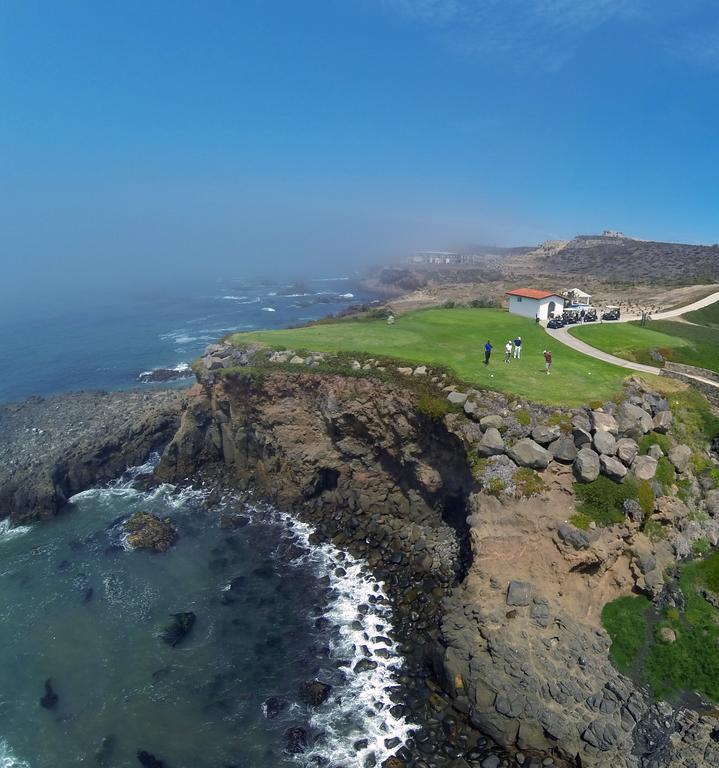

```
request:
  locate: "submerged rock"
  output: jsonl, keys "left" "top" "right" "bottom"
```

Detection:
{"left": 299, "top": 680, "right": 332, "bottom": 706}
{"left": 161, "top": 611, "right": 196, "bottom": 647}
{"left": 39, "top": 678, "right": 58, "bottom": 709}
{"left": 285, "top": 727, "right": 308, "bottom": 754}
{"left": 124, "top": 512, "right": 178, "bottom": 553}
{"left": 137, "top": 750, "right": 164, "bottom": 767}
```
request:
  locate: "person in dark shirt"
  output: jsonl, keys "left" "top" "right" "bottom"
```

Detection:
{"left": 513, "top": 336, "right": 522, "bottom": 359}
{"left": 543, "top": 349, "right": 552, "bottom": 374}
{"left": 484, "top": 340, "right": 492, "bottom": 365}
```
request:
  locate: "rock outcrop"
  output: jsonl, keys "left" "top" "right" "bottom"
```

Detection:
{"left": 0, "top": 390, "right": 186, "bottom": 523}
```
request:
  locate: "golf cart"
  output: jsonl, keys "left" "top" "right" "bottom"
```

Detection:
{"left": 602, "top": 305, "right": 621, "bottom": 321}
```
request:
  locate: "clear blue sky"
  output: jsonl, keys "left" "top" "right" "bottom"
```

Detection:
{"left": 1, "top": 0, "right": 718, "bottom": 303}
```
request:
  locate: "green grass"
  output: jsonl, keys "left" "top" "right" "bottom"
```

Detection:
{"left": 684, "top": 300, "right": 719, "bottom": 328}
{"left": 638, "top": 432, "right": 672, "bottom": 455}
{"left": 232, "top": 308, "right": 633, "bottom": 406}
{"left": 572, "top": 318, "right": 719, "bottom": 373}
{"left": 601, "top": 596, "right": 651, "bottom": 675}
{"left": 603, "top": 552, "right": 719, "bottom": 703}
{"left": 572, "top": 475, "right": 639, "bottom": 528}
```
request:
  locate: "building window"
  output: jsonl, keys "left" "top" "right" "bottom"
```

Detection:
{"left": 517, "top": 297, "right": 522, "bottom": 302}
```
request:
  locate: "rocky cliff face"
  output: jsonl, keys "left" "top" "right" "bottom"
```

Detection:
{"left": 157, "top": 372, "right": 473, "bottom": 585}
{"left": 155, "top": 361, "right": 719, "bottom": 768}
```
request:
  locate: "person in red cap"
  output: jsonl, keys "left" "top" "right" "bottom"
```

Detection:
{"left": 543, "top": 349, "right": 552, "bottom": 374}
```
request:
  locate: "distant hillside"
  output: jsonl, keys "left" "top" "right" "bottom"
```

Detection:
{"left": 505, "top": 235, "right": 719, "bottom": 284}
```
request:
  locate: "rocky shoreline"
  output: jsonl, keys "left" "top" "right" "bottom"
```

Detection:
{"left": 0, "top": 389, "right": 186, "bottom": 523}
{"left": 4, "top": 343, "right": 719, "bottom": 767}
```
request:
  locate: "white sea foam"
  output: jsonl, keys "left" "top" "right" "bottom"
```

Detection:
{"left": 0, "top": 520, "right": 32, "bottom": 543}
{"left": 261, "top": 307, "right": 277, "bottom": 312}
{"left": 315, "top": 276, "right": 350, "bottom": 282}
{"left": 339, "top": 293, "right": 354, "bottom": 299}
{"left": 220, "top": 295, "right": 249, "bottom": 301}
{"left": 0, "top": 741, "right": 29, "bottom": 768}
{"left": 244, "top": 502, "right": 415, "bottom": 767}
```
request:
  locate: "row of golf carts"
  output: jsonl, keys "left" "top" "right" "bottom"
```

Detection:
{"left": 546, "top": 304, "right": 621, "bottom": 329}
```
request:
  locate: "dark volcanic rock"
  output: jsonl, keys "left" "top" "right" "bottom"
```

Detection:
{"left": 137, "top": 750, "right": 164, "bottom": 767}
{"left": 39, "top": 678, "right": 58, "bottom": 709}
{"left": 299, "top": 680, "right": 332, "bottom": 706}
{"left": 285, "top": 727, "right": 308, "bottom": 754}
{"left": 0, "top": 390, "right": 185, "bottom": 524}
{"left": 161, "top": 611, "right": 196, "bottom": 647}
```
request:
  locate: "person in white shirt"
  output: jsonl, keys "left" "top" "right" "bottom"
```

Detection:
{"left": 504, "top": 340, "right": 512, "bottom": 363}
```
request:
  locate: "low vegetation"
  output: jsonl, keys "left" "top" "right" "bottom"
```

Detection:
{"left": 233, "top": 308, "right": 633, "bottom": 406}
{"left": 571, "top": 475, "right": 640, "bottom": 529}
{"left": 513, "top": 467, "right": 545, "bottom": 497}
{"left": 603, "top": 552, "right": 719, "bottom": 704}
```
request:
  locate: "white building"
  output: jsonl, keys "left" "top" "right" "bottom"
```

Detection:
{"left": 565, "top": 288, "right": 592, "bottom": 303}
{"left": 506, "top": 288, "right": 566, "bottom": 320}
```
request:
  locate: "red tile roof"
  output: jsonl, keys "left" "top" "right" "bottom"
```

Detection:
{"left": 505, "top": 288, "right": 561, "bottom": 300}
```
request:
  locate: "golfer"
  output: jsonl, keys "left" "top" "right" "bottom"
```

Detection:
{"left": 504, "top": 340, "right": 512, "bottom": 363}
{"left": 543, "top": 349, "right": 552, "bottom": 374}
{"left": 513, "top": 336, "right": 522, "bottom": 359}
{"left": 484, "top": 340, "right": 492, "bottom": 365}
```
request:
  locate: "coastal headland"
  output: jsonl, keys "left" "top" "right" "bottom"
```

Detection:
{"left": 4, "top": 301, "right": 719, "bottom": 767}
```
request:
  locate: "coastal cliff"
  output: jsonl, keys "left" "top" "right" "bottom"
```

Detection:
{"left": 154, "top": 348, "right": 719, "bottom": 768}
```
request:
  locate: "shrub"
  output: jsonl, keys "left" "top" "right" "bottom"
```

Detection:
{"left": 547, "top": 412, "right": 572, "bottom": 433}
{"left": 570, "top": 512, "right": 592, "bottom": 530}
{"left": 643, "top": 519, "right": 666, "bottom": 542}
{"left": 638, "top": 432, "right": 672, "bottom": 456}
{"left": 573, "top": 475, "right": 638, "bottom": 527}
{"left": 515, "top": 410, "right": 532, "bottom": 427}
{"left": 513, "top": 467, "right": 545, "bottom": 497}
{"left": 692, "top": 538, "right": 711, "bottom": 557}
{"left": 655, "top": 457, "right": 676, "bottom": 492}
{"left": 588, "top": 400, "right": 604, "bottom": 411}
{"left": 470, "top": 297, "right": 499, "bottom": 308}
{"left": 485, "top": 477, "right": 506, "bottom": 496}
{"left": 442, "top": 300, "right": 456, "bottom": 309}
{"left": 417, "top": 393, "right": 455, "bottom": 421}
{"left": 637, "top": 480, "right": 655, "bottom": 516}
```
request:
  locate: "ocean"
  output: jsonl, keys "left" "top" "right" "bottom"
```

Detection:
{"left": 0, "top": 277, "right": 417, "bottom": 767}
{"left": 0, "top": 276, "right": 378, "bottom": 405}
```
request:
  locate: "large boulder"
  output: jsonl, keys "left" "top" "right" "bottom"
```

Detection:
{"left": 593, "top": 431, "right": 617, "bottom": 456}
{"left": 506, "top": 580, "right": 532, "bottom": 606}
{"left": 123, "top": 512, "right": 177, "bottom": 553}
{"left": 477, "top": 427, "right": 505, "bottom": 457}
{"left": 571, "top": 411, "right": 592, "bottom": 433}
{"left": 591, "top": 411, "right": 618, "bottom": 436}
{"left": 632, "top": 455, "right": 658, "bottom": 481}
{"left": 652, "top": 411, "right": 673, "bottom": 434}
{"left": 705, "top": 490, "right": 719, "bottom": 517}
{"left": 161, "top": 612, "right": 196, "bottom": 647}
{"left": 531, "top": 424, "right": 561, "bottom": 446}
{"left": 507, "top": 438, "right": 552, "bottom": 470}
{"left": 616, "top": 438, "right": 639, "bottom": 466}
{"left": 616, "top": 402, "right": 653, "bottom": 439}
{"left": 299, "top": 680, "right": 332, "bottom": 706}
{"left": 548, "top": 437, "right": 577, "bottom": 463}
{"left": 572, "top": 427, "right": 592, "bottom": 448}
{"left": 480, "top": 414, "right": 504, "bottom": 430}
{"left": 601, "top": 455, "right": 628, "bottom": 481}
{"left": 447, "top": 391, "right": 468, "bottom": 405}
{"left": 574, "top": 448, "right": 600, "bottom": 482}
{"left": 668, "top": 444, "right": 692, "bottom": 473}
{"left": 647, "top": 444, "right": 664, "bottom": 460}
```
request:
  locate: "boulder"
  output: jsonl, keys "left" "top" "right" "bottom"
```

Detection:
{"left": 299, "top": 680, "right": 332, "bottom": 706}
{"left": 668, "top": 444, "right": 692, "bottom": 473}
{"left": 593, "top": 431, "right": 617, "bottom": 456}
{"left": 574, "top": 448, "right": 600, "bottom": 482}
{"left": 659, "top": 627, "right": 677, "bottom": 644}
{"left": 123, "top": 512, "right": 177, "bottom": 553}
{"left": 600, "top": 455, "right": 627, "bottom": 481}
{"left": 572, "top": 411, "right": 592, "bottom": 433}
{"left": 531, "top": 424, "right": 561, "bottom": 446}
{"left": 652, "top": 411, "right": 673, "bottom": 434}
{"left": 447, "top": 391, "right": 468, "bottom": 405}
{"left": 705, "top": 490, "right": 719, "bottom": 517}
{"left": 289, "top": 356, "right": 305, "bottom": 365}
{"left": 477, "top": 427, "right": 505, "bottom": 457}
{"left": 572, "top": 427, "right": 592, "bottom": 448}
{"left": 548, "top": 437, "right": 577, "bottom": 463}
{"left": 464, "top": 399, "right": 479, "bottom": 418}
{"left": 632, "top": 455, "right": 658, "bottom": 481}
{"left": 616, "top": 402, "right": 653, "bottom": 437}
{"left": 558, "top": 523, "right": 591, "bottom": 550}
{"left": 285, "top": 727, "right": 308, "bottom": 754}
{"left": 161, "top": 612, "right": 196, "bottom": 647}
{"left": 616, "top": 438, "right": 639, "bottom": 466}
{"left": 480, "top": 414, "right": 504, "bottom": 430}
{"left": 591, "top": 411, "right": 618, "bottom": 435}
{"left": 397, "top": 367, "right": 413, "bottom": 376}
{"left": 203, "top": 356, "right": 225, "bottom": 371}
{"left": 647, "top": 444, "right": 664, "bottom": 460}
{"left": 507, "top": 438, "right": 552, "bottom": 470}
{"left": 506, "top": 580, "right": 532, "bottom": 606}
{"left": 413, "top": 365, "right": 427, "bottom": 376}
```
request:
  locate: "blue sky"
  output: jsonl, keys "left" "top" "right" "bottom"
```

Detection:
{"left": 1, "top": 0, "right": 718, "bottom": 302}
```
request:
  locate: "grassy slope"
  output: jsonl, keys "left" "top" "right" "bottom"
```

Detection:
{"left": 684, "top": 301, "right": 719, "bottom": 328}
{"left": 572, "top": 319, "right": 719, "bottom": 373}
{"left": 233, "top": 308, "right": 632, "bottom": 406}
